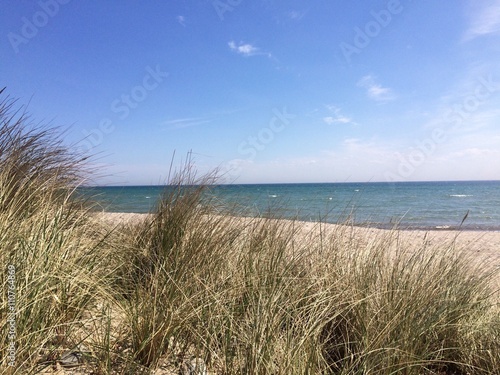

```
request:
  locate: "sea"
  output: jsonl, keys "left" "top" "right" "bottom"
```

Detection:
{"left": 78, "top": 181, "right": 500, "bottom": 231}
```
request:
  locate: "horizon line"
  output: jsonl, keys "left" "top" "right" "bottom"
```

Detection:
{"left": 80, "top": 179, "right": 500, "bottom": 188}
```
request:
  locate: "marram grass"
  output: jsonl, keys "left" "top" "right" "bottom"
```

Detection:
{"left": 0, "top": 94, "right": 498, "bottom": 374}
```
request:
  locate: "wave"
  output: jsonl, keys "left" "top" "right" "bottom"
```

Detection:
{"left": 449, "top": 194, "right": 473, "bottom": 197}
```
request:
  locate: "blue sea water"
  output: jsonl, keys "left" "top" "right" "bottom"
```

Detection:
{"left": 79, "top": 181, "right": 500, "bottom": 230}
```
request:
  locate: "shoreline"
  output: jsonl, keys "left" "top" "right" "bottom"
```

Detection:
{"left": 96, "top": 212, "right": 500, "bottom": 254}
{"left": 96, "top": 211, "right": 500, "bottom": 289}
{"left": 97, "top": 210, "right": 500, "bottom": 232}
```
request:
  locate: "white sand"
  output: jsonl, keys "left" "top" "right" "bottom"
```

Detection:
{"left": 97, "top": 211, "right": 500, "bottom": 277}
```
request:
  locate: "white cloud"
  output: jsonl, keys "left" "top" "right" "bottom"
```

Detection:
{"left": 224, "top": 127, "right": 500, "bottom": 183}
{"left": 464, "top": 0, "right": 500, "bottom": 40}
{"left": 357, "top": 75, "right": 396, "bottom": 102}
{"left": 163, "top": 117, "right": 211, "bottom": 130}
{"left": 323, "top": 105, "right": 356, "bottom": 125}
{"left": 421, "top": 70, "right": 500, "bottom": 135}
{"left": 176, "top": 15, "right": 186, "bottom": 27}
{"left": 225, "top": 144, "right": 395, "bottom": 183}
{"left": 228, "top": 41, "right": 260, "bottom": 56}
{"left": 322, "top": 105, "right": 354, "bottom": 125}
{"left": 287, "top": 10, "right": 307, "bottom": 21}
{"left": 324, "top": 116, "right": 349, "bottom": 125}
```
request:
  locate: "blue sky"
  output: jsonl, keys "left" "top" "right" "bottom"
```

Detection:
{"left": 2, "top": 0, "right": 500, "bottom": 185}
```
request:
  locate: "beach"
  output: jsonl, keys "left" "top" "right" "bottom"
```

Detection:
{"left": 99, "top": 211, "right": 500, "bottom": 277}
{"left": 86, "top": 181, "right": 500, "bottom": 231}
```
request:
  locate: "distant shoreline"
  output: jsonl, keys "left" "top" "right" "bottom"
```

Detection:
{"left": 81, "top": 181, "right": 500, "bottom": 231}
{"left": 96, "top": 211, "right": 500, "bottom": 253}
{"left": 95, "top": 210, "right": 500, "bottom": 232}
{"left": 84, "top": 179, "right": 500, "bottom": 188}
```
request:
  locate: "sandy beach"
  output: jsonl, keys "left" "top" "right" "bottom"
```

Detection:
{"left": 98, "top": 211, "right": 500, "bottom": 268}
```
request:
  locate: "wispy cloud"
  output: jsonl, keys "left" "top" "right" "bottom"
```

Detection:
{"left": 323, "top": 116, "right": 349, "bottom": 125}
{"left": 323, "top": 105, "right": 355, "bottom": 125}
{"left": 422, "top": 71, "right": 500, "bottom": 134}
{"left": 357, "top": 75, "right": 396, "bottom": 102}
{"left": 464, "top": 0, "right": 500, "bottom": 41}
{"left": 232, "top": 128, "right": 500, "bottom": 183}
{"left": 164, "top": 117, "right": 211, "bottom": 130}
{"left": 224, "top": 138, "right": 399, "bottom": 183}
{"left": 228, "top": 40, "right": 274, "bottom": 59}
{"left": 176, "top": 15, "right": 186, "bottom": 27}
{"left": 287, "top": 10, "right": 307, "bottom": 21}
{"left": 228, "top": 41, "right": 260, "bottom": 56}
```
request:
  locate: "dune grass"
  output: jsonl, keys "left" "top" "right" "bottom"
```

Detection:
{"left": 0, "top": 94, "right": 499, "bottom": 374}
